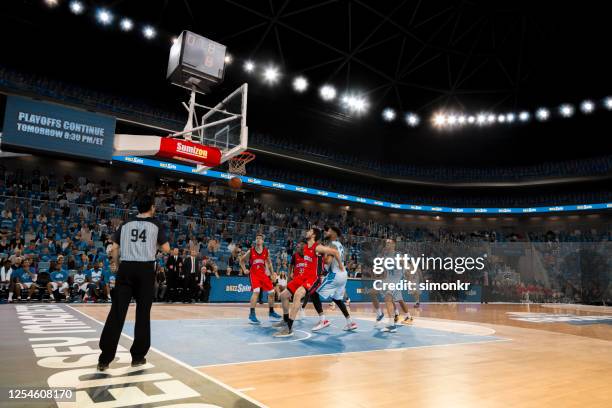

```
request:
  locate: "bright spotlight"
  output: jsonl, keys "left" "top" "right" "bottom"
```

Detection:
{"left": 448, "top": 115, "right": 457, "bottom": 125}
{"left": 243, "top": 61, "right": 255, "bottom": 73}
{"left": 44, "top": 0, "right": 59, "bottom": 7}
{"left": 171, "top": 37, "right": 178, "bottom": 45}
{"left": 69, "top": 1, "right": 84, "bottom": 14}
{"left": 467, "top": 116, "right": 476, "bottom": 124}
{"left": 519, "top": 111, "right": 530, "bottom": 122}
{"left": 506, "top": 113, "right": 515, "bottom": 123}
{"left": 262, "top": 66, "right": 280, "bottom": 84}
{"left": 433, "top": 113, "right": 446, "bottom": 127}
{"left": 224, "top": 54, "right": 233, "bottom": 64}
{"left": 487, "top": 114, "right": 496, "bottom": 124}
{"left": 382, "top": 108, "right": 396, "bottom": 122}
{"left": 536, "top": 108, "right": 550, "bottom": 121}
{"left": 406, "top": 113, "right": 420, "bottom": 127}
{"left": 497, "top": 114, "right": 506, "bottom": 123}
{"left": 580, "top": 100, "right": 595, "bottom": 114}
{"left": 559, "top": 104, "right": 574, "bottom": 118}
{"left": 292, "top": 76, "right": 309, "bottom": 92}
{"left": 119, "top": 18, "right": 133, "bottom": 31}
{"left": 458, "top": 115, "right": 466, "bottom": 124}
{"left": 345, "top": 96, "right": 368, "bottom": 114}
{"left": 604, "top": 97, "right": 612, "bottom": 110}
{"left": 142, "top": 25, "right": 156, "bottom": 39}
{"left": 476, "top": 114, "right": 486, "bottom": 125}
{"left": 319, "top": 85, "right": 337, "bottom": 101}
{"left": 97, "top": 9, "right": 114, "bottom": 25}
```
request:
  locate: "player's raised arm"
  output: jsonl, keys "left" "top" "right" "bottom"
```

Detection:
{"left": 315, "top": 244, "right": 345, "bottom": 272}
{"left": 239, "top": 250, "right": 251, "bottom": 275}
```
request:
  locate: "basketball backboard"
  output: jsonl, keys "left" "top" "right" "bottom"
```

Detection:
{"left": 166, "top": 83, "right": 248, "bottom": 173}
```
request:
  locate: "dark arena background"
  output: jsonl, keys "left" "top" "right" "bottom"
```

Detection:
{"left": 0, "top": 1, "right": 611, "bottom": 407}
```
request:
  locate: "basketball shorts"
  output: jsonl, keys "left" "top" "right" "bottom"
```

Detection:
{"left": 385, "top": 288, "right": 404, "bottom": 302}
{"left": 385, "top": 272, "right": 405, "bottom": 302}
{"left": 18, "top": 282, "right": 35, "bottom": 289}
{"left": 316, "top": 271, "right": 347, "bottom": 301}
{"left": 50, "top": 281, "right": 69, "bottom": 291}
{"left": 250, "top": 270, "right": 274, "bottom": 292}
{"left": 287, "top": 272, "right": 318, "bottom": 295}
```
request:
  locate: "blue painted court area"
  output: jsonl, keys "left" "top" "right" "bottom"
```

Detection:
{"left": 123, "top": 317, "right": 502, "bottom": 367}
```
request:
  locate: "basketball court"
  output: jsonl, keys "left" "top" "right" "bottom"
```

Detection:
{"left": 1, "top": 2, "right": 611, "bottom": 408}
{"left": 3, "top": 302, "right": 610, "bottom": 407}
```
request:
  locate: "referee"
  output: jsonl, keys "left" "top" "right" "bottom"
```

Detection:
{"left": 97, "top": 195, "right": 170, "bottom": 371}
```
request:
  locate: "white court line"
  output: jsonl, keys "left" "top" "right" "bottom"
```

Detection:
{"left": 66, "top": 305, "right": 268, "bottom": 408}
{"left": 238, "top": 387, "right": 257, "bottom": 392}
{"left": 193, "top": 338, "right": 512, "bottom": 369}
{"left": 248, "top": 330, "right": 312, "bottom": 346}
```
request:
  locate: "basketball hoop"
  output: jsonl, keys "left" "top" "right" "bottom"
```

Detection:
{"left": 228, "top": 151, "right": 255, "bottom": 176}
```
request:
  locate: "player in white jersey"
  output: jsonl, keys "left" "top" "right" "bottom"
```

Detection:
{"left": 72, "top": 266, "right": 89, "bottom": 301}
{"left": 311, "top": 226, "right": 356, "bottom": 332}
{"left": 88, "top": 262, "right": 104, "bottom": 301}
{"left": 380, "top": 238, "right": 414, "bottom": 333}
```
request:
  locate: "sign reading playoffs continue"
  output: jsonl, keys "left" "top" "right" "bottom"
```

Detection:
{"left": 2, "top": 95, "right": 116, "bottom": 161}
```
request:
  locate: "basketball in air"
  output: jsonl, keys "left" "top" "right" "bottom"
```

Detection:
{"left": 229, "top": 176, "right": 242, "bottom": 189}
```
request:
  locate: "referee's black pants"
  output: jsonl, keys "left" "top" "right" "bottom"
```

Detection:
{"left": 99, "top": 261, "right": 155, "bottom": 365}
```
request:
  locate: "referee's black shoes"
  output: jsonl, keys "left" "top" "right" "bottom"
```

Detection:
{"left": 131, "top": 358, "right": 147, "bottom": 368}
{"left": 96, "top": 359, "right": 146, "bottom": 371}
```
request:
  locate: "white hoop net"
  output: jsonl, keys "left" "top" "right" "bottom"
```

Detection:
{"left": 228, "top": 152, "right": 255, "bottom": 176}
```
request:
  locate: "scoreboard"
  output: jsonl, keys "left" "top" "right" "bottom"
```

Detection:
{"left": 167, "top": 31, "right": 227, "bottom": 94}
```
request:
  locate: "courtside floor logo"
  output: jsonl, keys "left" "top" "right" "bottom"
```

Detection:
{"left": 6, "top": 304, "right": 261, "bottom": 407}
{"left": 507, "top": 312, "right": 612, "bottom": 325}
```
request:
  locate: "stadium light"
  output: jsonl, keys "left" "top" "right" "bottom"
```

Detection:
{"left": 97, "top": 9, "right": 113, "bottom": 25}
{"left": 467, "top": 116, "right": 476, "bottom": 124}
{"left": 243, "top": 60, "right": 255, "bottom": 73}
{"left": 458, "top": 115, "right": 466, "bottom": 125}
{"left": 319, "top": 85, "right": 337, "bottom": 101}
{"left": 262, "top": 66, "right": 280, "bottom": 84}
{"left": 292, "top": 76, "right": 309, "bottom": 93}
{"left": 487, "top": 114, "right": 496, "bottom": 124}
{"left": 603, "top": 97, "right": 612, "bottom": 110}
{"left": 342, "top": 95, "right": 368, "bottom": 114}
{"left": 559, "top": 104, "right": 574, "bottom": 118}
{"left": 142, "top": 25, "right": 156, "bottom": 39}
{"left": 406, "top": 113, "right": 420, "bottom": 127}
{"left": 224, "top": 54, "right": 233, "bottom": 64}
{"left": 433, "top": 113, "right": 446, "bottom": 127}
{"left": 171, "top": 37, "right": 178, "bottom": 45}
{"left": 519, "top": 111, "right": 530, "bottom": 122}
{"left": 580, "top": 100, "right": 595, "bottom": 114}
{"left": 119, "top": 18, "right": 133, "bottom": 31}
{"left": 497, "top": 114, "right": 506, "bottom": 123}
{"left": 44, "top": 0, "right": 59, "bottom": 7}
{"left": 506, "top": 113, "right": 515, "bottom": 123}
{"left": 447, "top": 115, "right": 457, "bottom": 125}
{"left": 382, "top": 108, "right": 396, "bottom": 121}
{"left": 69, "top": 1, "right": 84, "bottom": 14}
{"left": 536, "top": 108, "right": 550, "bottom": 121}
{"left": 476, "top": 114, "right": 486, "bottom": 125}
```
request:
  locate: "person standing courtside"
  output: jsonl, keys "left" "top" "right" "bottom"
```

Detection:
{"left": 97, "top": 195, "right": 170, "bottom": 371}
{"left": 182, "top": 249, "right": 200, "bottom": 303}
{"left": 165, "top": 248, "right": 183, "bottom": 302}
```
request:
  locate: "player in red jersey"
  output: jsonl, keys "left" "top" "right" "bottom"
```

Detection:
{"left": 272, "top": 239, "right": 315, "bottom": 335}
{"left": 240, "top": 233, "right": 282, "bottom": 324}
{"left": 274, "top": 227, "right": 345, "bottom": 337}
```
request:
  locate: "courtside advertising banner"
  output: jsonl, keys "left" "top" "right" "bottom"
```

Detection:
{"left": 1, "top": 95, "right": 116, "bottom": 160}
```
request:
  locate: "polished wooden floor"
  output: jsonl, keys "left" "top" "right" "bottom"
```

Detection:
{"left": 77, "top": 303, "right": 612, "bottom": 408}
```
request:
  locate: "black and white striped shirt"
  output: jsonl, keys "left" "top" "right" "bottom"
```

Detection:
{"left": 112, "top": 217, "right": 168, "bottom": 262}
